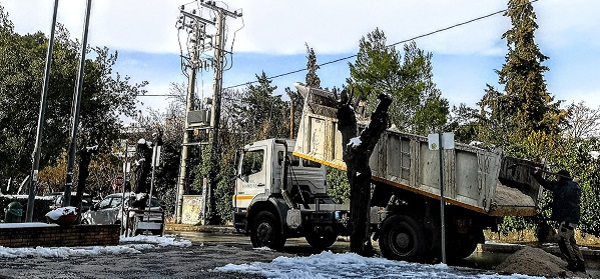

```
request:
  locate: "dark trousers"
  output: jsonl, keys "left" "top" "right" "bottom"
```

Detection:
{"left": 557, "top": 221, "right": 584, "bottom": 265}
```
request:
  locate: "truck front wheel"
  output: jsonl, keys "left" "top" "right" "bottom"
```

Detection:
{"left": 379, "top": 214, "right": 427, "bottom": 263}
{"left": 250, "top": 211, "right": 286, "bottom": 250}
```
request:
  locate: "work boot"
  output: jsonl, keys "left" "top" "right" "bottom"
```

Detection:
{"left": 577, "top": 261, "right": 586, "bottom": 272}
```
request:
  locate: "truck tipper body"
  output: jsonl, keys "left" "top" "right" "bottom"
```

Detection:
{"left": 233, "top": 83, "right": 542, "bottom": 262}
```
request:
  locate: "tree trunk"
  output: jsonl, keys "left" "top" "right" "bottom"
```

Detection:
{"left": 337, "top": 91, "right": 392, "bottom": 256}
{"left": 75, "top": 145, "right": 97, "bottom": 223}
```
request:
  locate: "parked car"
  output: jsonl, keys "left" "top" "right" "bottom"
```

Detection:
{"left": 47, "top": 192, "right": 93, "bottom": 213}
{"left": 81, "top": 193, "right": 165, "bottom": 236}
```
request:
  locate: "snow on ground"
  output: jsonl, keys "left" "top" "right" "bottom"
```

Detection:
{"left": 0, "top": 234, "right": 191, "bottom": 258}
{"left": 217, "top": 251, "right": 546, "bottom": 279}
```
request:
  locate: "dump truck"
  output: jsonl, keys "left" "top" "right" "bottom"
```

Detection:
{"left": 233, "top": 83, "right": 542, "bottom": 262}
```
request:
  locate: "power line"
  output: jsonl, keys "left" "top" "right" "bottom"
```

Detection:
{"left": 223, "top": 0, "right": 540, "bottom": 90}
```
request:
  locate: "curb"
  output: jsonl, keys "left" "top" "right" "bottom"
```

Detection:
{"left": 165, "top": 224, "right": 238, "bottom": 234}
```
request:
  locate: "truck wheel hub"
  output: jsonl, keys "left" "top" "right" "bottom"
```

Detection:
{"left": 257, "top": 223, "right": 273, "bottom": 242}
{"left": 395, "top": 233, "right": 410, "bottom": 248}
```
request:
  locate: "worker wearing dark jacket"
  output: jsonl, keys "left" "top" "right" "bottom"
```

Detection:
{"left": 532, "top": 168, "right": 585, "bottom": 272}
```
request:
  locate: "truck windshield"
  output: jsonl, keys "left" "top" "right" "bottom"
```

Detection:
{"left": 241, "top": 150, "right": 264, "bottom": 176}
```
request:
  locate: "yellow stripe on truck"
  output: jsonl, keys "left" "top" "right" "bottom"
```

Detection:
{"left": 234, "top": 195, "right": 255, "bottom": 201}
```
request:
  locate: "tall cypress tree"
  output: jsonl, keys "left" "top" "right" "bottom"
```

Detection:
{"left": 305, "top": 43, "right": 321, "bottom": 88}
{"left": 479, "top": 0, "right": 566, "bottom": 145}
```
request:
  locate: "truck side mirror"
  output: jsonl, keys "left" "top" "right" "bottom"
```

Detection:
{"left": 234, "top": 149, "right": 241, "bottom": 167}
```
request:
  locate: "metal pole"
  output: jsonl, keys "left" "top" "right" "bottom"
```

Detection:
{"left": 26, "top": 0, "right": 59, "bottom": 222}
{"left": 123, "top": 140, "right": 128, "bottom": 189}
{"left": 63, "top": 0, "right": 92, "bottom": 207}
{"left": 439, "top": 133, "right": 446, "bottom": 264}
{"left": 120, "top": 140, "right": 128, "bottom": 236}
{"left": 290, "top": 103, "right": 294, "bottom": 139}
{"left": 148, "top": 144, "right": 159, "bottom": 208}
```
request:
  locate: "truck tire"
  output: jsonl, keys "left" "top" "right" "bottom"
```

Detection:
{"left": 447, "top": 229, "right": 484, "bottom": 259}
{"left": 250, "top": 211, "right": 286, "bottom": 250}
{"left": 305, "top": 232, "right": 337, "bottom": 251}
{"left": 379, "top": 214, "right": 427, "bottom": 262}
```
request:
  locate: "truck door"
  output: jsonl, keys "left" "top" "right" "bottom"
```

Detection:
{"left": 235, "top": 147, "right": 268, "bottom": 208}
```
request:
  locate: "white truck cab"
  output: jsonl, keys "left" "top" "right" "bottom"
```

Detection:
{"left": 233, "top": 138, "right": 348, "bottom": 250}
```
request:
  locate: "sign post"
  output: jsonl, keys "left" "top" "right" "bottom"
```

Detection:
{"left": 428, "top": 132, "right": 454, "bottom": 264}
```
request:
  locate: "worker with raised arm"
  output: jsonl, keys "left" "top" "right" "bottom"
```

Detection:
{"left": 531, "top": 167, "right": 585, "bottom": 272}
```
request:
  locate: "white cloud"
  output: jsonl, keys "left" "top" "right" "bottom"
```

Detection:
{"left": 6, "top": 1, "right": 600, "bottom": 57}
{"left": 536, "top": 0, "right": 600, "bottom": 50}
{"left": 4, "top": 0, "right": 600, "bottom": 56}
{"left": 4, "top": 1, "right": 600, "bottom": 113}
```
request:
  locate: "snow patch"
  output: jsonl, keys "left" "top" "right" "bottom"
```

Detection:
{"left": 217, "top": 251, "right": 548, "bottom": 279}
{"left": 253, "top": 246, "right": 274, "bottom": 251}
{"left": 45, "top": 206, "right": 77, "bottom": 220}
{"left": 0, "top": 234, "right": 191, "bottom": 258}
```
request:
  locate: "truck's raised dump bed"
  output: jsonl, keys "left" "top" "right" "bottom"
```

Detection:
{"left": 292, "top": 84, "right": 541, "bottom": 216}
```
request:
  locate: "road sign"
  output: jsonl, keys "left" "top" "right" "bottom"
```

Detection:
{"left": 427, "top": 132, "right": 455, "bottom": 150}
{"left": 115, "top": 176, "right": 124, "bottom": 187}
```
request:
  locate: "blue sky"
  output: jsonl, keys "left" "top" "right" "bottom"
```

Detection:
{"left": 4, "top": 0, "right": 600, "bottom": 119}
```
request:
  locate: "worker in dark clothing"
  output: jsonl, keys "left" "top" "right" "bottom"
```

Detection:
{"left": 132, "top": 138, "right": 152, "bottom": 208}
{"left": 532, "top": 168, "right": 585, "bottom": 272}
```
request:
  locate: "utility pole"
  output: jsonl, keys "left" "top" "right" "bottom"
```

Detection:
{"left": 174, "top": 5, "right": 215, "bottom": 223}
{"left": 202, "top": 1, "right": 240, "bottom": 225}
{"left": 26, "top": 0, "right": 59, "bottom": 222}
{"left": 63, "top": 0, "right": 92, "bottom": 207}
{"left": 174, "top": 1, "right": 241, "bottom": 224}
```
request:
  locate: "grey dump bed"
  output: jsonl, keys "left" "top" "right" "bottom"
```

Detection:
{"left": 293, "top": 84, "right": 541, "bottom": 216}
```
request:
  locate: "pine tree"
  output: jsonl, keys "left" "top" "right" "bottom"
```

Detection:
{"left": 348, "top": 29, "right": 448, "bottom": 135}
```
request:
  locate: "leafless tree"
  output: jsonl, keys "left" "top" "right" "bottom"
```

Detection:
{"left": 564, "top": 101, "right": 600, "bottom": 139}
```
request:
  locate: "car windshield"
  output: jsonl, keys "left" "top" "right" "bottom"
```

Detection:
{"left": 117, "top": 194, "right": 162, "bottom": 208}
{"left": 98, "top": 196, "right": 122, "bottom": 209}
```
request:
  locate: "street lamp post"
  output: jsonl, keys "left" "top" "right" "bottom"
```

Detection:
{"left": 26, "top": 0, "right": 59, "bottom": 222}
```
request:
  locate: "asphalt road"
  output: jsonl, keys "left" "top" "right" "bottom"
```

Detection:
{"left": 0, "top": 231, "right": 597, "bottom": 278}
{"left": 0, "top": 240, "right": 282, "bottom": 279}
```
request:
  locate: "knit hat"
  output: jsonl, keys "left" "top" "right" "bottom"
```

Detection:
{"left": 557, "top": 170, "right": 571, "bottom": 181}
